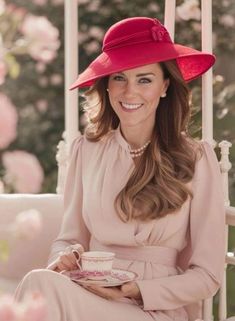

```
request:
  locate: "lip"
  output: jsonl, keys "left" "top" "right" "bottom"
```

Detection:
{"left": 119, "top": 102, "right": 143, "bottom": 112}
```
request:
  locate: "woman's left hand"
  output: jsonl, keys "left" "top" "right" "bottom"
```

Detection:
{"left": 82, "top": 281, "right": 142, "bottom": 301}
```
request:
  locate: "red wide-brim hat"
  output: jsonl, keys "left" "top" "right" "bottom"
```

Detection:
{"left": 70, "top": 17, "right": 215, "bottom": 90}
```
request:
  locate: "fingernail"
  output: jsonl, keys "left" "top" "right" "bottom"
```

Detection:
{"left": 72, "top": 250, "right": 80, "bottom": 260}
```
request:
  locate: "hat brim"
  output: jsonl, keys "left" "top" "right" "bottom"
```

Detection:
{"left": 70, "top": 42, "right": 215, "bottom": 90}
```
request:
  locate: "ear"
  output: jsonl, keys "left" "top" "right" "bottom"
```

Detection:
{"left": 163, "top": 78, "right": 170, "bottom": 94}
{"left": 160, "top": 79, "right": 170, "bottom": 98}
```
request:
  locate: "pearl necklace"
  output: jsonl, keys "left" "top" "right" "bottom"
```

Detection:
{"left": 129, "top": 140, "right": 151, "bottom": 158}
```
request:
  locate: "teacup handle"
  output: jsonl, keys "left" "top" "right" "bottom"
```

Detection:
{"left": 72, "top": 249, "right": 82, "bottom": 271}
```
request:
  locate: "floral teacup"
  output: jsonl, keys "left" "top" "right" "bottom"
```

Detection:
{"left": 74, "top": 251, "right": 115, "bottom": 280}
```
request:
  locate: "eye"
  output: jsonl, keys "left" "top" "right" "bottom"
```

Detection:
{"left": 111, "top": 75, "right": 125, "bottom": 81}
{"left": 139, "top": 78, "right": 152, "bottom": 84}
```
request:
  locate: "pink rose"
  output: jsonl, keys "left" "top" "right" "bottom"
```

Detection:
{"left": 13, "top": 209, "right": 42, "bottom": 240}
{"left": 51, "top": 0, "right": 64, "bottom": 5}
{"left": 0, "top": 93, "right": 18, "bottom": 149}
{"left": 0, "top": 295, "right": 17, "bottom": 321}
{"left": 0, "top": 0, "right": 6, "bottom": 15}
{"left": 32, "top": 0, "right": 48, "bottom": 6}
{"left": 219, "top": 14, "right": 235, "bottom": 27}
{"left": 0, "top": 293, "right": 48, "bottom": 321}
{"left": 35, "top": 99, "right": 48, "bottom": 112}
{"left": 88, "top": 26, "right": 104, "bottom": 41}
{"left": 22, "top": 292, "right": 48, "bottom": 321}
{"left": 176, "top": 0, "right": 201, "bottom": 21}
{"left": 6, "top": 3, "right": 27, "bottom": 20}
{"left": 21, "top": 14, "right": 60, "bottom": 63}
{"left": 0, "top": 180, "right": 4, "bottom": 193}
{"left": 2, "top": 150, "right": 44, "bottom": 193}
{"left": 84, "top": 40, "right": 100, "bottom": 55}
{"left": 50, "top": 74, "right": 62, "bottom": 86}
{"left": 35, "top": 62, "right": 46, "bottom": 73}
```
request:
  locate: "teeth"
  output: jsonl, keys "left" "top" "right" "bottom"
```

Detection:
{"left": 121, "top": 102, "right": 142, "bottom": 110}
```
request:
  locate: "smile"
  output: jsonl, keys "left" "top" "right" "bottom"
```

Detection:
{"left": 120, "top": 102, "right": 143, "bottom": 110}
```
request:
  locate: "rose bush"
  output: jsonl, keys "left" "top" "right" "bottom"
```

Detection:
{"left": 0, "top": 292, "right": 48, "bottom": 321}
{"left": 0, "top": 0, "right": 61, "bottom": 193}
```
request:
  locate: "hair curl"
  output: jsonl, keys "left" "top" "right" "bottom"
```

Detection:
{"left": 82, "top": 60, "right": 201, "bottom": 222}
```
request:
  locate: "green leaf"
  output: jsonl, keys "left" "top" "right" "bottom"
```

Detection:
{"left": 0, "top": 240, "right": 10, "bottom": 262}
{"left": 5, "top": 53, "right": 21, "bottom": 79}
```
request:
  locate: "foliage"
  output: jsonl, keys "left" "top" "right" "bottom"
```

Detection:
{"left": 0, "top": 0, "right": 64, "bottom": 193}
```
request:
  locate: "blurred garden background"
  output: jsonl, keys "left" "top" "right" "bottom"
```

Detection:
{"left": 0, "top": 0, "right": 235, "bottom": 317}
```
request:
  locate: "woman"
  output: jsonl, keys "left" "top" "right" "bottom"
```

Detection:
{"left": 15, "top": 17, "right": 225, "bottom": 321}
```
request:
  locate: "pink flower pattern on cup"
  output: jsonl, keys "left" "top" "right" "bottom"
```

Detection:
{"left": 75, "top": 251, "right": 115, "bottom": 280}
{"left": 69, "top": 270, "right": 111, "bottom": 280}
{"left": 69, "top": 269, "right": 131, "bottom": 282}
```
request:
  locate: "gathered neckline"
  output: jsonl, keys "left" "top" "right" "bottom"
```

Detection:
{"left": 114, "top": 125, "right": 131, "bottom": 151}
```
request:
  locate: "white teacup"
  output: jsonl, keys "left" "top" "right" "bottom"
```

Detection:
{"left": 75, "top": 251, "right": 115, "bottom": 280}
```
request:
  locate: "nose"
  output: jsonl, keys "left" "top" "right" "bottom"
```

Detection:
{"left": 122, "top": 80, "right": 137, "bottom": 98}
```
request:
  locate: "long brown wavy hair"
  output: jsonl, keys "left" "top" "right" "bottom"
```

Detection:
{"left": 82, "top": 60, "right": 201, "bottom": 222}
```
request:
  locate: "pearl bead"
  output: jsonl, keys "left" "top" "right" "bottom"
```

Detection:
{"left": 129, "top": 140, "right": 151, "bottom": 158}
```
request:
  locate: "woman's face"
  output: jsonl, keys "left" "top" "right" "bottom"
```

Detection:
{"left": 107, "top": 63, "right": 169, "bottom": 132}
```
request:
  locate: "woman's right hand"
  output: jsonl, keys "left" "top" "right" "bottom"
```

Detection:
{"left": 55, "top": 244, "right": 84, "bottom": 272}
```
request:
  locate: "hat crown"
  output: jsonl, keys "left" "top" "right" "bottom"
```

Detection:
{"left": 102, "top": 17, "right": 172, "bottom": 52}
{"left": 70, "top": 16, "right": 216, "bottom": 89}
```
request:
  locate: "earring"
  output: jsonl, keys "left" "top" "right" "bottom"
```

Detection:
{"left": 106, "top": 88, "right": 109, "bottom": 92}
{"left": 161, "top": 93, "right": 166, "bottom": 98}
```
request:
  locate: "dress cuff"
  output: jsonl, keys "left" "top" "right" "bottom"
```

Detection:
{"left": 135, "top": 279, "right": 153, "bottom": 311}
{"left": 46, "top": 259, "right": 59, "bottom": 270}
{"left": 46, "top": 243, "right": 84, "bottom": 270}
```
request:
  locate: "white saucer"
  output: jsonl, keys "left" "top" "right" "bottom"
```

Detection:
{"left": 65, "top": 269, "right": 138, "bottom": 287}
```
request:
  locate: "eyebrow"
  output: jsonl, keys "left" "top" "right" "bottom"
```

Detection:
{"left": 115, "top": 72, "right": 156, "bottom": 77}
{"left": 136, "top": 73, "right": 156, "bottom": 77}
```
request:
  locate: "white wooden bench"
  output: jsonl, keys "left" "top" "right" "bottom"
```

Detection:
{"left": 0, "top": 194, "right": 63, "bottom": 293}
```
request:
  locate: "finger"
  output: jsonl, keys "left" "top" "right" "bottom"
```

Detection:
{"left": 60, "top": 254, "right": 77, "bottom": 267}
{"left": 67, "top": 253, "right": 78, "bottom": 265}
{"left": 121, "top": 282, "right": 133, "bottom": 294}
{"left": 83, "top": 286, "right": 110, "bottom": 300}
{"left": 71, "top": 252, "right": 82, "bottom": 269}
{"left": 54, "top": 266, "right": 61, "bottom": 273}
{"left": 72, "top": 250, "right": 80, "bottom": 260}
{"left": 58, "top": 257, "right": 77, "bottom": 270}
{"left": 121, "top": 281, "right": 141, "bottom": 298}
{"left": 57, "top": 261, "right": 71, "bottom": 271}
{"left": 87, "top": 285, "right": 123, "bottom": 300}
{"left": 58, "top": 260, "right": 73, "bottom": 270}
{"left": 69, "top": 245, "right": 84, "bottom": 259}
{"left": 61, "top": 248, "right": 81, "bottom": 265}
{"left": 75, "top": 244, "right": 85, "bottom": 254}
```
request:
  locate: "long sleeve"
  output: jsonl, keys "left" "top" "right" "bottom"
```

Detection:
{"left": 135, "top": 141, "right": 226, "bottom": 311}
{"left": 47, "top": 135, "right": 91, "bottom": 268}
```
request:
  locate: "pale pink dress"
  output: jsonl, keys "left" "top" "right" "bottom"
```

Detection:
{"left": 15, "top": 127, "right": 225, "bottom": 321}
